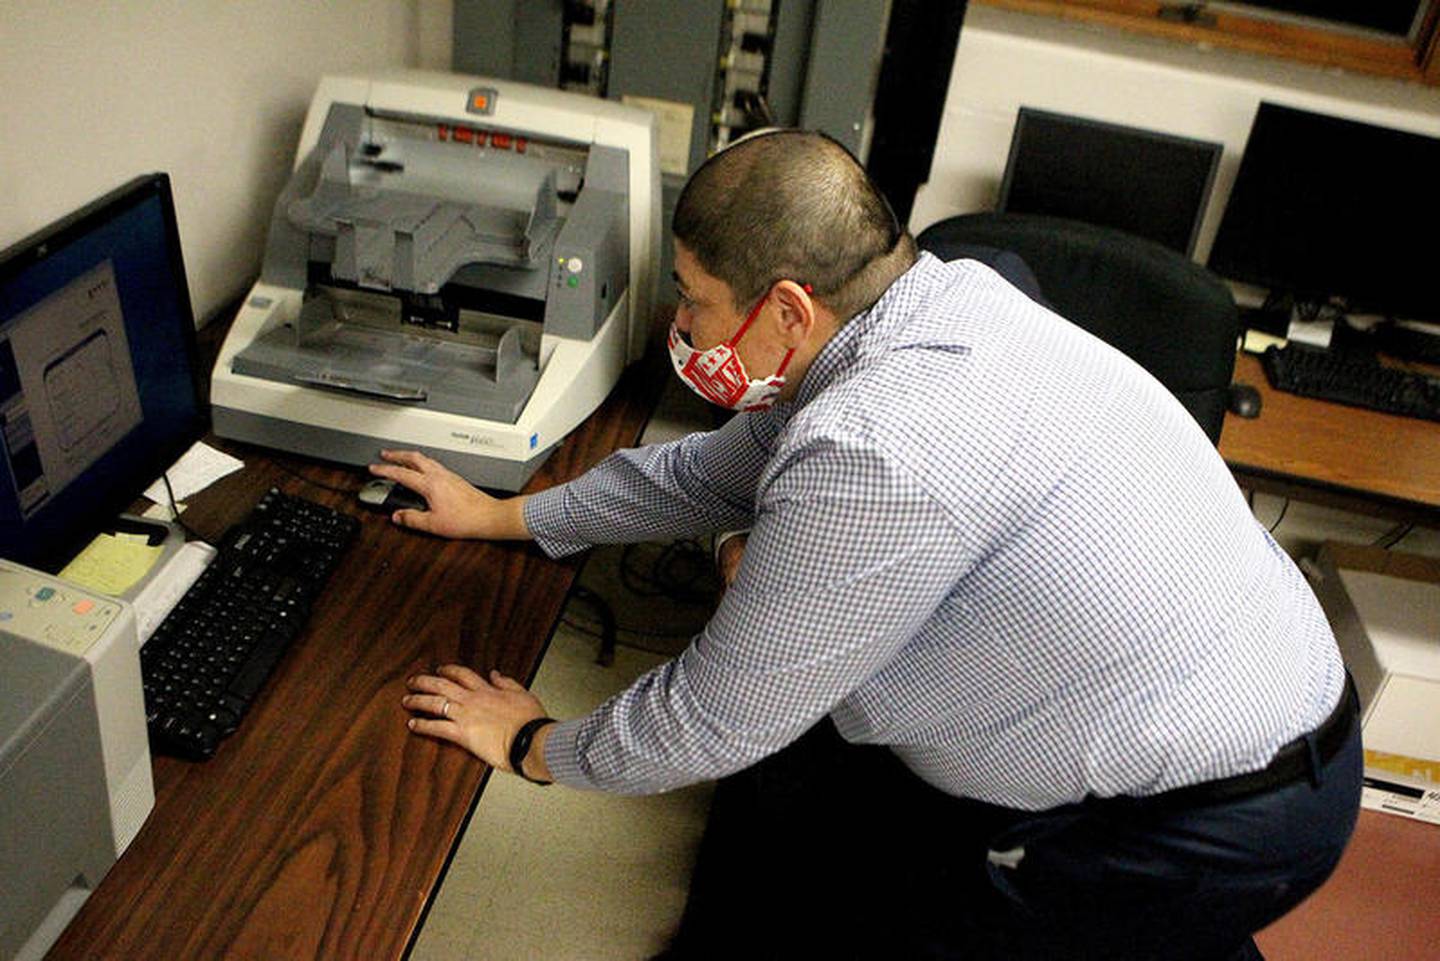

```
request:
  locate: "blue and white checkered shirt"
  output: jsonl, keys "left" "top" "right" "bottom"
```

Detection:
{"left": 526, "top": 252, "right": 1344, "bottom": 810}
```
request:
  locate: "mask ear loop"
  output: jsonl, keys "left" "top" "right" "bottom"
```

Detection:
{"left": 771, "top": 284, "right": 813, "bottom": 377}
{"left": 727, "top": 282, "right": 815, "bottom": 377}
{"left": 727, "top": 282, "right": 815, "bottom": 347}
{"left": 726, "top": 292, "right": 770, "bottom": 347}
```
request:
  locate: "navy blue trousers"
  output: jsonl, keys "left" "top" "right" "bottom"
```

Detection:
{"left": 665, "top": 702, "right": 1361, "bottom": 960}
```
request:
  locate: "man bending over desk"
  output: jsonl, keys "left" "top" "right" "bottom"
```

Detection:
{"left": 372, "top": 130, "right": 1360, "bottom": 961}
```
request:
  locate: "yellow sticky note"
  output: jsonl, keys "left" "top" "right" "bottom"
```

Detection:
{"left": 60, "top": 533, "right": 163, "bottom": 596}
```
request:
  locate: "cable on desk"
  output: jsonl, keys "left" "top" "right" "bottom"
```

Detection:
{"left": 161, "top": 473, "right": 203, "bottom": 542}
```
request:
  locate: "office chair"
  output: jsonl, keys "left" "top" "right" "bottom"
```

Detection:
{"left": 915, "top": 212, "right": 1239, "bottom": 444}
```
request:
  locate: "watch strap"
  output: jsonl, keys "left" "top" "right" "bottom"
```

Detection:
{"left": 508, "top": 716, "right": 556, "bottom": 785}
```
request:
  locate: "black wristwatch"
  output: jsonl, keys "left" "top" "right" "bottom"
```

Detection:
{"left": 508, "top": 716, "right": 556, "bottom": 785}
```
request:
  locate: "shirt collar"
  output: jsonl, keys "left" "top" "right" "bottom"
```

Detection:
{"left": 792, "top": 252, "right": 944, "bottom": 409}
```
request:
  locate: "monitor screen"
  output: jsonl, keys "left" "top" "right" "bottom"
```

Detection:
{"left": 0, "top": 174, "right": 207, "bottom": 572}
{"left": 1208, "top": 102, "right": 1440, "bottom": 322}
{"left": 997, "top": 107, "right": 1222, "bottom": 256}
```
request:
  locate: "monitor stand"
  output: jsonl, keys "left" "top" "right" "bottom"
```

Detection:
{"left": 102, "top": 515, "right": 187, "bottom": 596}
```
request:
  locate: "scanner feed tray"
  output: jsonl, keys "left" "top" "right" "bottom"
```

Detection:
{"left": 286, "top": 140, "right": 561, "bottom": 294}
{"left": 231, "top": 320, "right": 539, "bottom": 424}
{"left": 290, "top": 192, "right": 557, "bottom": 293}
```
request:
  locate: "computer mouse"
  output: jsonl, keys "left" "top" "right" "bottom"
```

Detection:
{"left": 358, "top": 478, "right": 429, "bottom": 513}
{"left": 1228, "top": 384, "right": 1262, "bottom": 419}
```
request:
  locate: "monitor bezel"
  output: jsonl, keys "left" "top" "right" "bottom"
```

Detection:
{"left": 1206, "top": 101, "right": 1440, "bottom": 322}
{"left": 996, "top": 106, "right": 1223, "bottom": 258}
{"left": 0, "top": 172, "right": 209, "bottom": 572}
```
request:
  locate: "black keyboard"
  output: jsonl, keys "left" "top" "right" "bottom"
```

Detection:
{"left": 140, "top": 488, "right": 359, "bottom": 760}
{"left": 1261, "top": 343, "right": 1440, "bottom": 423}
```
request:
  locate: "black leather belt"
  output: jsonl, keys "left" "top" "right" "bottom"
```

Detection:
{"left": 1126, "top": 674, "right": 1359, "bottom": 812}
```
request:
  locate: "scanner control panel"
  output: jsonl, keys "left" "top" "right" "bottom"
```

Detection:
{"left": 0, "top": 560, "right": 124, "bottom": 657}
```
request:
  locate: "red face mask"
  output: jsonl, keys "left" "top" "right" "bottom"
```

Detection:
{"left": 667, "top": 292, "right": 798, "bottom": 411}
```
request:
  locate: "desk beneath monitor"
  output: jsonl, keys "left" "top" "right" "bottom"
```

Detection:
{"left": 44, "top": 343, "right": 663, "bottom": 960}
{"left": 1221, "top": 352, "right": 1440, "bottom": 523}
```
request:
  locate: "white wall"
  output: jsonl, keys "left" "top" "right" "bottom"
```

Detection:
{"left": 912, "top": 6, "right": 1440, "bottom": 264}
{"left": 911, "top": 8, "right": 1440, "bottom": 560}
{"left": 0, "top": 0, "right": 453, "bottom": 323}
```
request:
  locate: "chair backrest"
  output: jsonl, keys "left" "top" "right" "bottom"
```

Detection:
{"left": 915, "top": 212, "right": 1239, "bottom": 444}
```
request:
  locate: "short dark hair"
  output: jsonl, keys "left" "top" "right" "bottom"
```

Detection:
{"left": 672, "top": 130, "right": 915, "bottom": 322}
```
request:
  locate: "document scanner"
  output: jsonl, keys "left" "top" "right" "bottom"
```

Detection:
{"left": 211, "top": 71, "right": 661, "bottom": 490}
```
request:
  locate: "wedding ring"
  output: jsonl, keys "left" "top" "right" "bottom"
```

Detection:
{"left": 441, "top": 698, "right": 451, "bottom": 718}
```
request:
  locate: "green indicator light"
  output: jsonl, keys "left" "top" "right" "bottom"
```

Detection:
{"left": 568, "top": 276, "right": 579, "bottom": 288}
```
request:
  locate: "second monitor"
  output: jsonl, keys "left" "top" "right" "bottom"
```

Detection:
{"left": 997, "top": 107, "right": 1222, "bottom": 257}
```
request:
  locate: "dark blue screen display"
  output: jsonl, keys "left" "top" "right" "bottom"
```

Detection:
{"left": 0, "top": 175, "right": 207, "bottom": 572}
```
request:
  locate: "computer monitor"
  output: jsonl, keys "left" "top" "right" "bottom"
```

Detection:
{"left": 0, "top": 173, "right": 208, "bottom": 574}
{"left": 1208, "top": 102, "right": 1440, "bottom": 323}
{"left": 997, "top": 107, "right": 1222, "bottom": 257}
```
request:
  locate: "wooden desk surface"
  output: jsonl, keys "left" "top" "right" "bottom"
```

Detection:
{"left": 1221, "top": 352, "right": 1440, "bottom": 518}
{"left": 45, "top": 355, "right": 663, "bottom": 960}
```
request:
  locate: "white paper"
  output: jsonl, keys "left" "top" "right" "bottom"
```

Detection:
{"left": 1286, "top": 316, "right": 1334, "bottom": 348}
{"left": 132, "top": 540, "right": 217, "bottom": 643}
{"left": 143, "top": 440, "right": 244, "bottom": 505}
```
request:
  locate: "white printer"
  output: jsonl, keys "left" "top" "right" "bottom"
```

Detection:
{"left": 0, "top": 560, "right": 154, "bottom": 961}
{"left": 211, "top": 70, "right": 661, "bottom": 490}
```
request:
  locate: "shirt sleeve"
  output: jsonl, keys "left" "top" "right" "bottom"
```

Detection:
{"left": 543, "top": 429, "right": 966, "bottom": 794}
{"left": 523, "top": 407, "right": 783, "bottom": 557}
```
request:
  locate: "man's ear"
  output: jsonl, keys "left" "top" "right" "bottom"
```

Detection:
{"left": 769, "top": 280, "right": 819, "bottom": 347}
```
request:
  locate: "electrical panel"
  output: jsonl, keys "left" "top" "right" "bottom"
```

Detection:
{"left": 456, "top": 0, "right": 888, "bottom": 172}
{"left": 453, "top": 0, "right": 889, "bottom": 288}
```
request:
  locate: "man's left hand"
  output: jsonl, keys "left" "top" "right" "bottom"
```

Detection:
{"left": 403, "top": 665, "right": 551, "bottom": 777}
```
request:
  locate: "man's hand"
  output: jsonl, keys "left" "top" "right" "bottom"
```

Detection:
{"left": 716, "top": 531, "right": 748, "bottom": 588}
{"left": 403, "top": 665, "right": 554, "bottom": 780}
{"left": 369, "top": 449, "right": 529, "bottom": 540}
